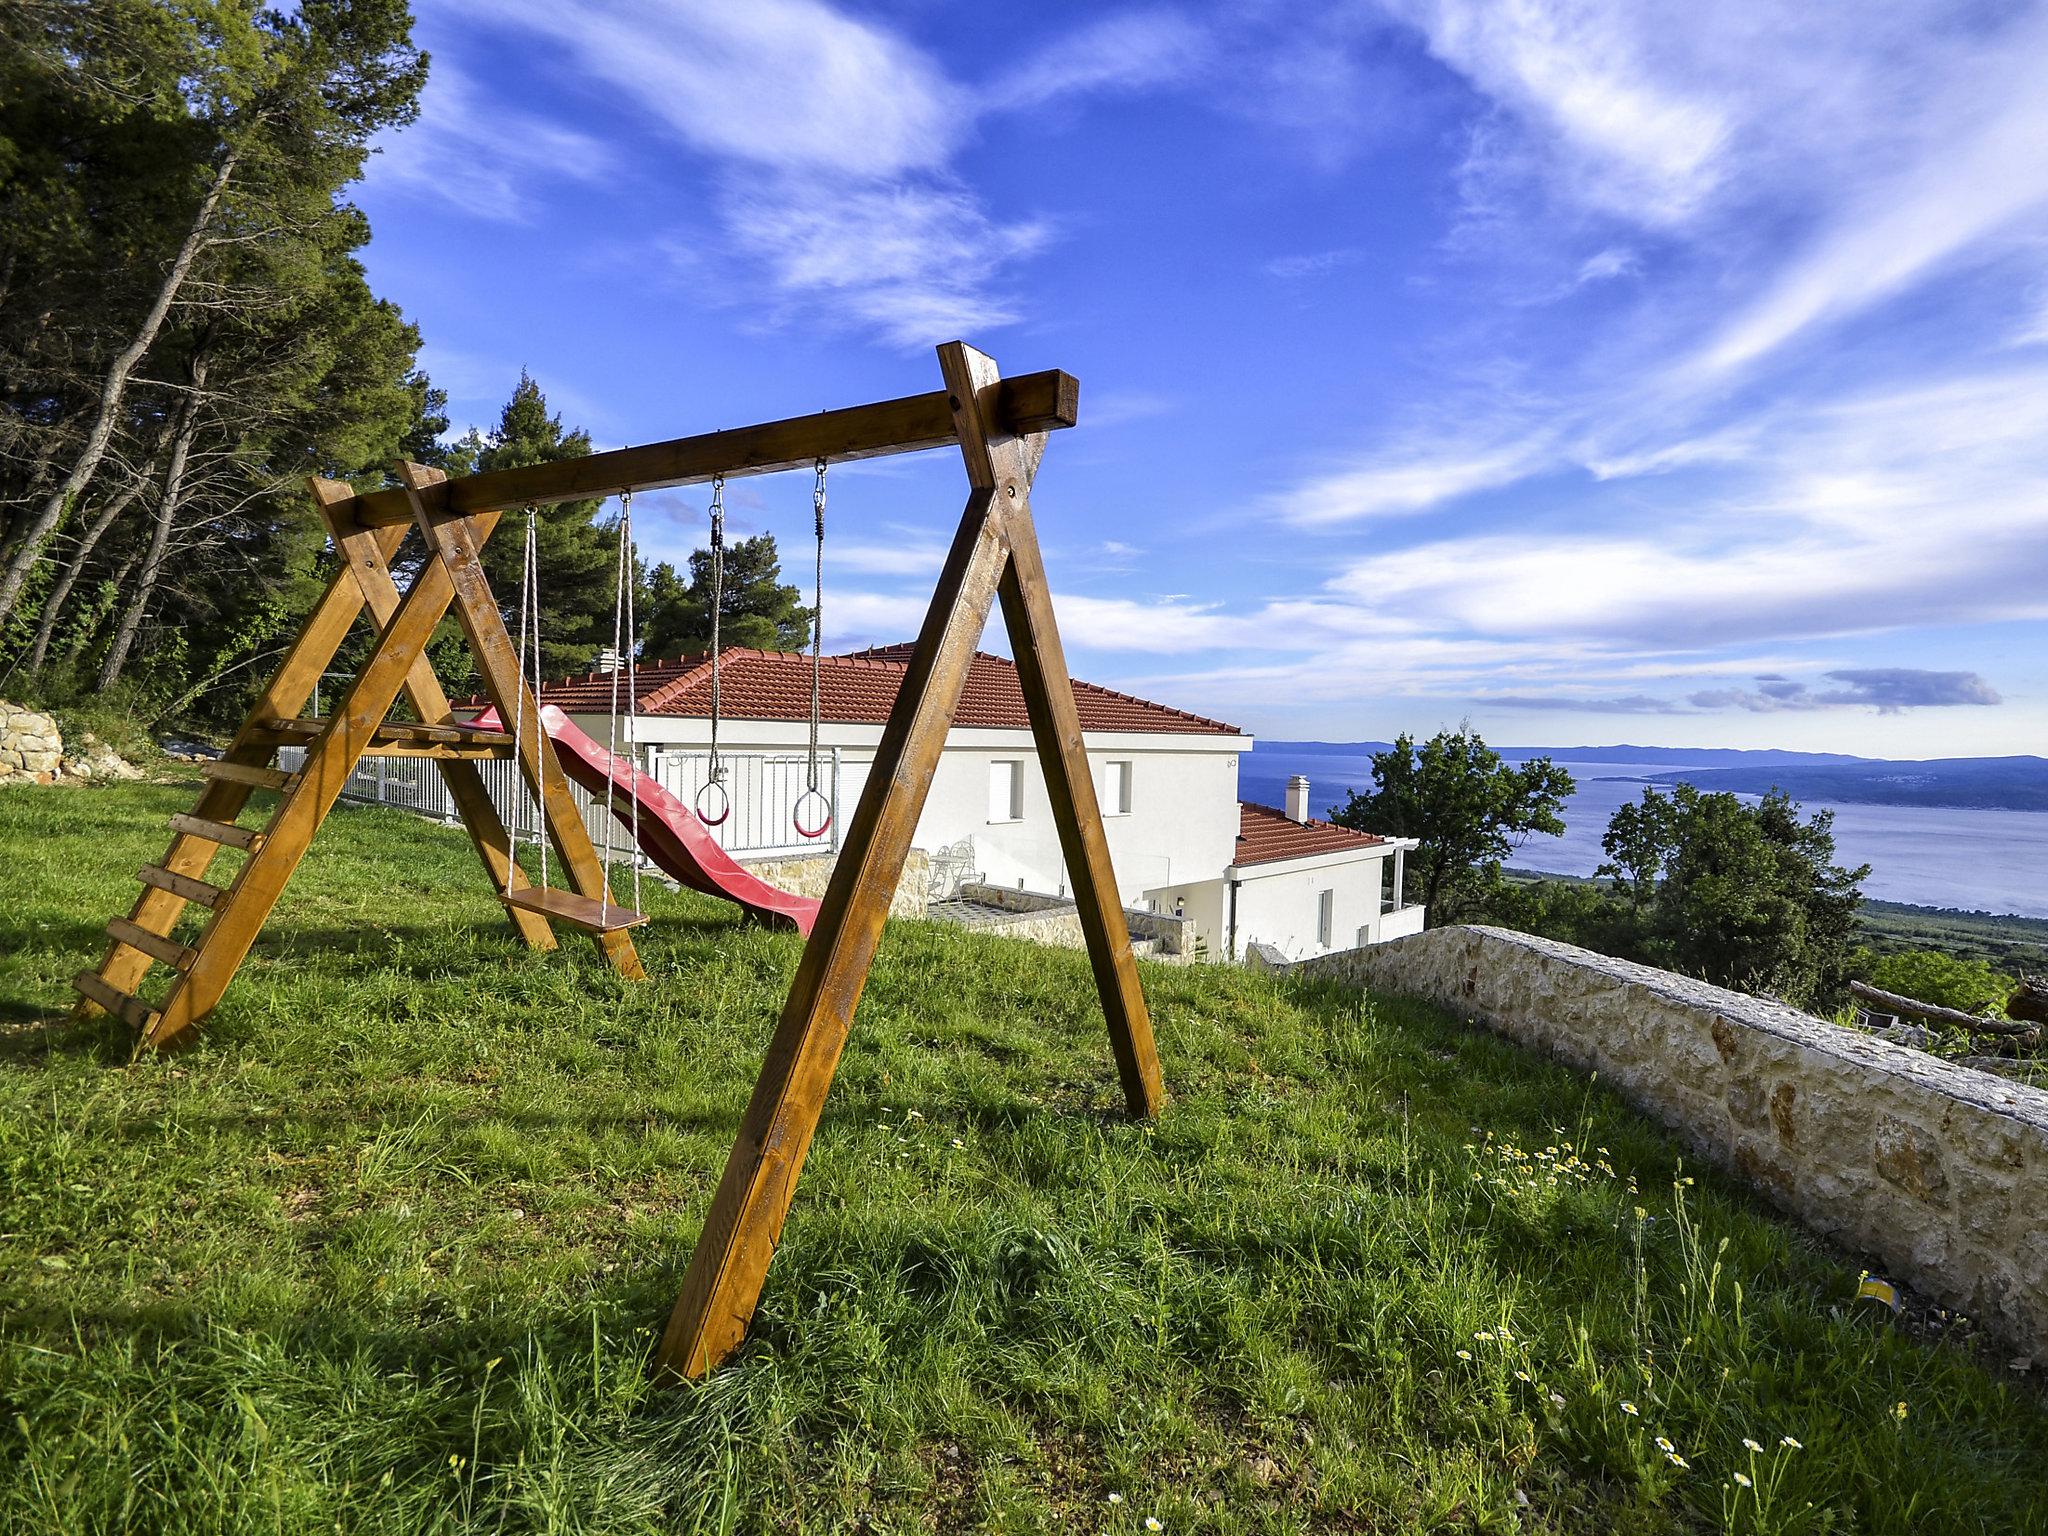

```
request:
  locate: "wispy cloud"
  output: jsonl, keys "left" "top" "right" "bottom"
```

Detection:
{"left": 1274, "top": 432, "right": 1555, "bottom": 524}
{"left": 1266, "top": 248, "right": 1365, "bottom": 280}
{"left": 425, "top": 0, "right": 1203, "bottom": 348}
{"left": 371, "top": 66, "right": 615, "bottom": 221}
{"left": 721, "top": 178, "right": 1052, "bottom": 347}
{"left": 1003, "top": 9, "right": 1207, "bottom": 109}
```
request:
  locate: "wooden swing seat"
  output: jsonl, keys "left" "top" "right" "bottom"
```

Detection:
{"left": 500, "top": 886, "right": 649, "bottom": 932}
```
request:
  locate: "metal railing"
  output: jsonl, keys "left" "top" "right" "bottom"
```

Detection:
{"left": 279, "top": 744, "right": 842, "bottom": 862}
{"left": 646, "top": 747, "right": 842, "bottom": 859}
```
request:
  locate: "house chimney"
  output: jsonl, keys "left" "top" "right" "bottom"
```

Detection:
{"left": 1286, "top": 774, "right": 1310, "bottom": 823}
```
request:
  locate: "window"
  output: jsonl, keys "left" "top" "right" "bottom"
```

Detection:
{"left": 1317, "top": 888, "right": 1335, "bottom": 948}
{"left": 988, "top": 759, "right": 1023, "bottom": 822}
{"left": 1102, "top": 759, "right": 1133, "bottom": 815}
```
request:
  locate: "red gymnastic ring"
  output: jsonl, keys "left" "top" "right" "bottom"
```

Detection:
{"left": 793, "top": 788, "right": 833, "bottom": 840}
{"left": 695, "top": 778, "right": 732, "bottom": 827}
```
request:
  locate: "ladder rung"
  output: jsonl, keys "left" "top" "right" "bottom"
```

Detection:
{"left": 138, "top": 864, "right": 225, "bottom": 908}
{"left": 202, "top": 760, "right": 294, "bottom": 791}
{"left": 72, "top": 970, "right": 159, "bottom": 1032}
{"left": 169, "top": 812, "right": 265, "bottom": 852}
{"left": 106, "top": 916, "right": 195, "bottom": 970}
{"left": 501, "top": 886, "right": 649, "bottom": 933}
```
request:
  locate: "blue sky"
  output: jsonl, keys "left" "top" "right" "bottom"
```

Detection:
{"left": 353, "top": 1, "right": 2048, "bottom": 755}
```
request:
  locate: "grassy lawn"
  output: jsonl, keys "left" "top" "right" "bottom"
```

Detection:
{"left": 3, "top": 779, "right": 2046, "bottom": 1534}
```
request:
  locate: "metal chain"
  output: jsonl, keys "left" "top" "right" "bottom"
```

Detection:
{"left": 807, "top": 457, "right": 825, "bottom": 792}
{"left": 707, "top": 474, "right": 725, "bottom": 790}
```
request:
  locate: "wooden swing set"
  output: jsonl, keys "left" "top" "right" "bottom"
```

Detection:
{"left": 71, "top": 341, "right": 1165, "bottom": 1381}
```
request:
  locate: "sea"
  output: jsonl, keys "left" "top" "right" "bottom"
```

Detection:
{"left": 1241, "top": 746, "right": 2048, "bottom": 920}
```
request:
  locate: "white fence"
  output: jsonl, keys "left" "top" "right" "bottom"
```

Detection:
{"left": 280, "top": 744, "right": 842, "bottom": 862}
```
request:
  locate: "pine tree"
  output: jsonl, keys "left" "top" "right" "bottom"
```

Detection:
{"left": 640, "top": 534, "right": 811, "bottom": 661}
{"left": 438, "top": 373, "right": 619, "bottom": 686}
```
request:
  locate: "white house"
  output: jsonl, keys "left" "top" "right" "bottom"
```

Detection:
{"left": 537, "top": 645, "right": 1421, "bottom": 961}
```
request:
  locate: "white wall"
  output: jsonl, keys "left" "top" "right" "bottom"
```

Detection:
{"left": 1141, "top": 877, "right": 1229, "bottom": 957}
{"left": 588, "top": 715, "right": 1242, "bottom": 908}
{"left": 1232, "top": 849, "right": 1395, "bottom": 962}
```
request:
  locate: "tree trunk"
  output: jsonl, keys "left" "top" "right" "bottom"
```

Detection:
{"left": 0, "top": 147, "right": 237, "bottom": 624}
{"left": 98, "top": 355, "right": 207, "bottom": 689}
{"left": 20, "top": 452, "right": 160, "bottom": 671}
{"left": 1848, "top": 979, "right": 2037, "bottom": 1037}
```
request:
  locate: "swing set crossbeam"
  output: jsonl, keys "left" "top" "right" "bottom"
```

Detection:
{"left": 330, "top": 369, "right": 1080, "bottom": 528}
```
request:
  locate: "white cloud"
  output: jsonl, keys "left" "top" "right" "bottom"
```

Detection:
{"left": 425, "top": 1, "right": 1206, "bottom": 348}
{"left": 370, "top": 66, "right": 615, "bottom": 221}
{"left": 449, "top": 0, "right": 963, "bottom": 179}
{"left": 722, "top": 178, "right": 1052, "bottom": 348}
{"left": 1573, "top": 246, "right": 1639, "bottom": 285}
{"left": 1003, "top": 10, "right": 1207, "bottom": 110}
{"left": 829, "top": 538, "right": 952, "bottom": 578}
{"left": 1266, "top": 249, "right": 1365, "bottom": 280}
{"left": 1386, "top": 0, "right": 1731, "bottom": 227}
{"left": 1273, "top": 433, "right": 1554, "bottom": 524}
{"left": 1687, "top": 25, "right": 2048, "bottom": 378}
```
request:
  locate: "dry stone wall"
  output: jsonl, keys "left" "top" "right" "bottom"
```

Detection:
{"left": 1297, "top": 924, "right": 2048, "bottom": 1355}
{"left": 0, "top": 702, "right": 143, "bottom": 785}
{"left": 741, "top": 850, "right": 930, "bottom": 919}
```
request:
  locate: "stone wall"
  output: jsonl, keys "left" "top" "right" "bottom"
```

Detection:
{"left": 1297, "top": 924, "right": 2048, "bottom": 1355}
{"left": 741, "top": 849, "right": 930, "bottom": 920}
{"left": 0, "top": 702, "right": 63, "bottom": 783}
{"left": 951, "top": 881, "right": 1197, "bottom": 958}
{"left": 0, "top": 701, "right": 141, "bottom": 785}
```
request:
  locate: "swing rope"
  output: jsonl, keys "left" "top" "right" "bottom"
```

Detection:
{"left": 794, "top": 457, "right": 833, "bottom": 840}
{"left": 602, "top": 488, "right": 643, "bottom": 921}
{"left": 696, "top": 474, "right": 731, "bottom": 826}
{"left": 508, "top": 507, "right": 550, "bottom": 895}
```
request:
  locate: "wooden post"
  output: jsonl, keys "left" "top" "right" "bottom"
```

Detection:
{"left": 310, "top": 478, "right": 555, "bottom": 951}
{"left": 651, "top": 341, "right": 1160, "bottom": 1381}
{"left": 397, "top": 463, "right": 644, "bottom": 981}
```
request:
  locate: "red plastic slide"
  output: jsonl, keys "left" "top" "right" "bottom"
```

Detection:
{"left": 469, "top": 704, "right": 821, "bottom": 936}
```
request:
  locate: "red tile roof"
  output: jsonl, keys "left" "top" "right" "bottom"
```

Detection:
{"left": 473, "top": 645, "right": 1244, "bottom": 737}
{"left": 1233, "top": 801, "right": 1385, "bottom": 867}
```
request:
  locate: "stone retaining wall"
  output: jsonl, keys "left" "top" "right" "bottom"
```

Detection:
{"left": 1297, "top": 924, "right": 2048, "bottom": 1354}
{"left": 741, "top": 850, "right": 930, "bottom": 920}
{"left": 952, "top": 882, "right": 1197, "bottom": 958}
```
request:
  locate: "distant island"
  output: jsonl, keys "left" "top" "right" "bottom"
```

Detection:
{"left": 1634, "top": 756, "right": 2048, "bottom": 813}
{"left": 1251, "top": 742, "right": 2048, "bottom": 814}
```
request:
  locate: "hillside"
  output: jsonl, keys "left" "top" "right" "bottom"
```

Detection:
{"left": 4, "top": 781, "right": 2047, "bottom": 1533}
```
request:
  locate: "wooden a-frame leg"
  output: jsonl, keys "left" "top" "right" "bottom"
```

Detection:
{"left": 310, "top": 478, "right": 555, "bottom": 952}
{"left": 988, "top": 521, "right": 1164, "bottom": 1112}
{"left": 651, "top": 341, "right": 1160, "bottom": 1381}
{"left": 397, "top": 463, "right": 644, "bottom": 981}
{"left": 78, "top": 523, "right": 411, "bottom": 1021}
{"left": 143, "top": 512, "right": 489, "bottom": 1049}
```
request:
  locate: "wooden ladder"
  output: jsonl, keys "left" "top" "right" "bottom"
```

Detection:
{"left": 72, "top": 474, "right": 645, "bottom": 1051}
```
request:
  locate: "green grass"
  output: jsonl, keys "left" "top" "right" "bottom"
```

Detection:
{"left": 4, "top": 780, "right": 2047, "bottom": 1534}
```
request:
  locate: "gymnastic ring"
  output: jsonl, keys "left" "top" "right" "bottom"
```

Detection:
{"left": 792, "top": 788, "right": 834, "bottom": 841}
{"left": 694, "top": 778, "right": 731, "bottom": 827}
